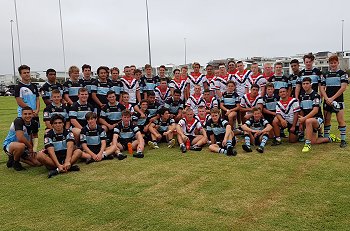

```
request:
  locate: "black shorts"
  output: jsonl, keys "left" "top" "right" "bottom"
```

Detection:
{"left": 263, "top": 114, "right": 275, "bottom": 124}
{"left": 42, "top": 149, "right": 66, "bottom": 164}
{"left": 119, "top": 138, "right": 134, "bottom": 151}
{"left": 187, "top": 135, "right": 196, "bottom": 144}
{"left": 287, "top": 123, "right": 299, "bottom": 135}
{"left": 323, "top": 102, "right": 344, "bottom": 113}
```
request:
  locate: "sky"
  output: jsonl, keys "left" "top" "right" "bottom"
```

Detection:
{"left": 0, "top": 0, "right": 350, "bottom": 74}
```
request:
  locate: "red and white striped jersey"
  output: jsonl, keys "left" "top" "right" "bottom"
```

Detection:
{"left": 231, "top": 70, "right": 251, "bottom": 97}
{"left": 276, "top": 97, "right": 300, "bottom": 124}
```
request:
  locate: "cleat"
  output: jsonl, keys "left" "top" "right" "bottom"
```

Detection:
{"left": 280, "top": 131, "right": 287, "bottom": 138}
{"left": 115, "top": 153, "right": 127, "bottom": 160}
{"left": 148, "top": 141, "right": 159, "bottom": 149}
{"left": 302, "top": 144, "right": 311, "bottom": 153}
{"left": 271, "top": 139, "right": 282, "bottom": 146}
{"left": 85, "top": 158, "right": 95, "bottom": 165}
{"left": 13, "top": 161, "right": 26, "bottom": 171}
{"left": 168, "top": 139, "right": 176, "bottom": 148}
{"left": 340, "top": 140, "right": 347, "bottom": 148}
{"left": 6, "top": 155, "right": 14, "bottom": 168}
{"left": 190, "top": 145, "right": 202, "bottom": 151}
{"left": 48, "top": 169, "right": 59, "bottom": 178}
{"left": 329, "top": 134, "right": 341, "bottom": 143}
{"left": 226, "top": 146, "right": 237, "bottom": 156}
{"left": 298, "top": 135, "right": 305, "bottom": 142}
{"left": 133, "top": 152, "right": 144, "bottom": 158}
{"left": 68, "top": 165, "right": 80, "bottom": 172}
{"left": 180, "top": 144, "right": 187, "bottom": 153}
{"left": 102, "top": 155, "right": 114, "bottom": 160}
{"left": 242, "top": 144, "right": 252, "bottom": 152}
{"left": 256, "top": 146, "right": 264, "bottom": 153}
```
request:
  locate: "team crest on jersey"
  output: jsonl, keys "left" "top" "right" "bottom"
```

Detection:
{"left": 43, "top": 112, "right": 49, "bottom": 117}
{"left": 68, "top": 132, "right": 74, "bottom": 139}
{"left": 44, "top": 137, "right": 50, "bottom": 144}
{"left": 80, "top": 134, "right": 84, "bottom": 140}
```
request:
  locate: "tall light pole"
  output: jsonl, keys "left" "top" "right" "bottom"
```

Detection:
{"left": 184, "top": 38, "right": 187, "bottom": 65}
{"left": 10, "top": 20, "right": 16, "bottom": 84}
{"left": 145, "top": 0, "right": 152, "bottom": 65}
{"left": 58, "top": 0, "right": 67, "bottom": 81}
{"left": 14, "top": 0, "right": 22, "bottom": 65}
{"left": 341, "top": 20, "right": 344, "bottom": 56}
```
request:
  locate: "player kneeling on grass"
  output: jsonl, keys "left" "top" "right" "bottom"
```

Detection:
{"left": 80, "top": 112, "right": 117, "bottom": 164}
{"left": 241, "top": 107, "right": 272, "bottom": 153}
{"left": 3, "top": 106, "right": 41, "bottom": 171}
{"left": 298, "top": 77, "right": 339, "bottom": 153}
{"left": 176, "top": 108, "right": 208, "bottom": 153}
{"left": 112, "top": 109, "right": 145, "bottom": 159}
{"left": 37, "top": 114, "right": 82, "bottom": 178}
{"left": 207, "top": 108, "right": 237, "bottom": 156}
{"left": 148, "top": 107, "right": 176, "bottom": 149}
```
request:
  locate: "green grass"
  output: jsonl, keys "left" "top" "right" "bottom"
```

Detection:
{"left": 0, "top": 95, "right": 349, "bottom": 231}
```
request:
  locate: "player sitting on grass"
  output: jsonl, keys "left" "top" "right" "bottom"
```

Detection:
{"left": 43, "top": 89, "right": 70, "bottom": 132}
{"left": 112, "top": 109, "right": 145, "bottom": 159}
{"left": 80, "top": 112, "right": 117, "bottom": 164}
{"left": 298, "top": 77, "right": 339, "bottom": 153}
{"left": 164, "top": 89, "right": 184, "bottom": 122}
{"left": 132, "top": 99, "right": 151, "bottom": 136}
{"left": 148, "top": 107, "right": 176, "bottom": 149}
{"left": 134, "top": 91, "right": 160, "bottom": 119}
{"left": 196, "top": 106, "right": 210, "bottom": 127}
{"left": 207, "top": 108, "right": 237, "bottom": 156}
{"left": 37, "top": 114, "right": 82, "bottom": 178}
{"left": 272, "top": 87, "right": 300, "bottom": 145}
{"left": 240, "top": 84, "right": 263, "bottom": 122}
{"left": 241, "top": 107, "right": 272, "bottom": 153}
{"left": 220, "top": 80, "right": 241, "bottom": 129}
{"left": 176, "top": 108, "right": 208, "bottom": 153}
{"left": 3, "top": 106, "right": 41, "bottom": 171}
{"left": 262, "top": 83, "right": 279, "bottom": 138}
{"left": 320, "top": 55, "right": 348, "bottom": 148}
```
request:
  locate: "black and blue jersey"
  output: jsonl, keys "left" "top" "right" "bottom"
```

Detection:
{"left": 63, "top": 79, "right": 85, "bottom": 103}
{"left": 321, "top": 69, "right": 349, "bottom": 102}
{"left": 40, "top": 81, "right": 64, "bottom": 104}
{"left": 299, "top": 90, "right": 322, "bottom": 118}
{"left": 100, "top": 102, "right": 126, "bottom": 125}
{"left": 69, "top": 101, "right": 95, "bottom": 127}
{"left": 80, "top": 125, "right": 106, "bottom": 154}
{"left": 44, "top": 129, "right": 75, "bottom": 160}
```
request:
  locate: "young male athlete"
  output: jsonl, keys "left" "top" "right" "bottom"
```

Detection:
{"left": 3, "top": 106, "right": 41, "bottom": 171}
{"left": 186, "top": 62, "right": 208, "bottom": 95}
{"left": 91, "top": 66, "right": 112, "bottom": 109}
{"left": 176, "top": 108, "right": 208, "bottom": 153}
{"left": 120, "top": 66, "right": 141, "bottom": 105}
{"left": 110, "top": 67, "right": 122, "bottom": 101}
{"left": 272, "top": 87, "right": 300, "bottom": 145}
{"left": 299, "top": 77, "right": 339, "bottom": 153}
{"left": 320, "top": 55, "right": 348, "bottom": 148}
{"left": 220, "top": 80, "right": 241, "bottom": 128}
{"left": 112, "top": 110, "right": 145, "bottom": 159}
{"left": 140, "top": 64, "right": 159, "bottom": 99}
{"left": 207, "top": 108, "right": 237, "bottom": 156}
{"left": 268, "top": 62, "right": 291, "bottom": 96}
{"left": 246, "top": 62, "right": 266, "bottom": 96}
{"left": 63, "top": 66, "right": 85, "bottom": 106}
{"left": 169, "top": 68, "right": 187, "bottom": 100}
{"left": 240, "top": 84, "right": 263, "bottom": 121}
{"left": 36, "top": 114, "right": 82, "bottom": 178}
{"left": 241, "top": 107, "right": 272, "bottom": 153}
{"left": 148, "top": 107, "right": 176, "bottom": 149}
{"left": 154, "top": 78, "right": 171, "bottom": 106}
{"left": 43, "top": 89, "right": 70, "bottom": 131}
{"left": 185, "top": 84, "right": 206, "bottom": 115}
{"left": 41, "top": 68, "right": 64, "bottom": 106}
{"left": 289, "top": 59, "right": 300, "bottom": 98}
{"left": 164, "top": 89, "right": 184, "bottom": 122}
{"left": 81, "top": 64, "right": 95, "bottom": 105}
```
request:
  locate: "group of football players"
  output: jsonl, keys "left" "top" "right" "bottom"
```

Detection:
{"left": 3, "top": 52, "right": 348, "bottom": 178}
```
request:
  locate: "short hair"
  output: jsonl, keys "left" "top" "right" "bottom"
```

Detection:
{"left": 50, "top": 114, "right": 65, "bottom": 125}
{"left": 274, "top": 62, "right": 283, "bottom": 67}
{"left": 110, "top": 67, "right": 119, "bottom": 73}
{"left": 121, "top": 91, "right": 129, "bottom": 96}
{"left": 107, "top": 90, "right": 116, "bottom": 97}
{"left": 227, "top": 80, "right": 236, "bottom": 86}
{"left": 181, "top": 66, "right": 188, "bottom": 70}
{"left": 329, "top": 55, "right": 339, "bottom": 63}
{"left": 290, "top": 59, "right": 299, "bottom": 65}
{"left": 22, "top": 106, "right": 32, "bottom": 112}
{"left": 159, "top": 65, "right": 166, "bottom": 70}
{"left": 227, "top": 60, "right": 236, "bottom": 65}
{"left": 252, "top": 107, "right": 262, "bottom": 113}
{"left": 130, "top": 65, "right": 136, "bottom": 69}
{"left": 140, "top": 99, "right": 148, "bottom": 105}
{"left": 68, "top": 66, "right": 79, "bottom": 74}
{"left": 85, "top": 111, "right": 97, "bottom": 120}
{"left": 203, "top": 89, "right": 210, "bottom": 93}
{"left": 173, "top": 68, "right": 180, "bottom": 74}
{"left": 160, "top": 78, "right": 167, "bottom": 83}
{"left": 81, "top": 64, "right": 91, "bottom": 71}
{"left": 121, "top": 109, "right": 132, "bottom": 117}
{"left": 303, "top": 53, "right": 315, "bottom": 61}
{"left": 210, "top": 107, "right": 221, "bottom": 115}
{"left": 18, "top": 65, "right": 30, "bottom": 74}
{"left": 265, "top": 82, "right": 274, "bottom": 89}
{"left": 46, "top": 68, "right": 56, "bottom": 76}
{"left": 302, "top": 77, "right": 312, "bottom": 83}
{"left": 51, "top": 89, "right": 61, "bottom": 95}
{"left": 206, "top": 64, "right": 213, "bottom": 69}
{"left": 147, "top": 91, "right": 155, "bottom": 97}
{"left": 251, "top": 62, "right": 258, "bottom": 66}
{"left": 192, "top": 62, "right": 200, "bottom": 68}
{"left": 134, "top": 69, "right": 142, "bottom": 74}
{"left": 78, "top": 87, "right": 88, "bottom": 94}
{"left": 173, "top": 89, "right": 181, "bottom": 95}
{"left": 124, "top": 66, "right": 130, "bottom": 70}
{"left": 158, "top": 107, "right": 169, "bottom": 116}
{"left": 236, "top": 61, "right": 243, "bottom": 65}
{"left": 144, "top": 64, "right": 152, "bottom": 69}
{"left": 218, "top": 63, "right": 226, "bottom": 68}
{"left": 198, "top": 105, "right": 206, "bottom": 110}
{"left": 251, "top": 84, "right": 260, "bottom": 90}
{"left": 97, "top": 66, "right": 109, "bottom": 75}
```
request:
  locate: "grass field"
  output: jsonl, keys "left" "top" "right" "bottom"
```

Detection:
{"left": 0, "top": 95, "right": 349, "bottom": 231}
